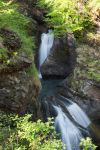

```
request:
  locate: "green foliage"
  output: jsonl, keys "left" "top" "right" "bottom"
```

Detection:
{"left": 88, "top": 0, "right": 100, "bottom": 12}
{"left": 0, "top": 113, "right": 63, "bottom": 150}
{"left": 0, "top": 112, "right": 97, "bottom": 150}
{"left": 27, "top": 63, "right": 38, "bottom": 79}
{"left": 0, "top": 48, "right": 8, "bottom": 63}
{"left": 0, "top": 0, "right": 34, "bottom": 58}
{"left": 80, "top": 137, "right": 97, "bottom": 150}
{"left": 0, "top": 0, "right": 38, "bottom": 78}
{"left": 87, "top": 60, "right": 100, "bottom": 81}
{"left": 37, "top": 0, "right": 92, "bottom": 36}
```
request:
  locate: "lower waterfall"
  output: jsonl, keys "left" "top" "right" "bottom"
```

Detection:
{"left": 58, "top": 95, "right": 91, "bottom": 128}
{"left": 40, "top": 80, "right": 91, "bottom": 150}
{"left": 54, "top": 106, "right": 83, "bottom": 150}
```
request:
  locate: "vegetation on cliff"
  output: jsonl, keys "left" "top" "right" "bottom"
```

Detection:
{"left": 0, "top": 0, "right": 38, "bottom": 77}
{"left": 37, "top": 0, "right": 93, "bottom": 36}
{"left": 0, "top": 0, "right": 34, "bottom": 56}
{"left": 37, "top": 0, "right": 100, "bottom": 45}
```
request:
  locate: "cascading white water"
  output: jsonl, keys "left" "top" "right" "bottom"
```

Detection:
{"left": 54, "top": 106, "right": 83, "bottom": 150}
{"left": 67, "top": 102, "right": 91, "bottom": 128}
{"left": 39, "top": 35, "right": 92, "bottom": 149}
{"left": 41, "top": 83, "right": 91, "bottom": 150}
{"left": 60, "top": 96, "right": 91, "bottom": 128}
{"left": 38, "top": 30, "right": 54, "bottom": 78}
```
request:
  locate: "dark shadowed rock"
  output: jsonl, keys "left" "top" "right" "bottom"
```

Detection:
{"left": 0, "top": 71, "right": 41, "bottom": 118}
{"left": 41, "top": 33, "right": 76, "bottom": 77}
{"left": 17, "top": 0, "right": 45, "bottom": 24}
{"left": 58, "top": 44, "right": 100, "bottom": 120}
{"left": 0, "top": 24, "right": 41, "bottom": 120}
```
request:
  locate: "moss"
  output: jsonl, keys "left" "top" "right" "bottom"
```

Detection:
{"left": 0, "top": 48, "right": 9, "bottom": 63}
{"left": 87, "top": 60, "right": 100, "bottom": 81}
{"left": 0, "top": 0, "right": 35, "bottom": 58}
{"left": 27, "top": 63, "right": 38, "bottom": 79}
{"left": 75, "top": 44, "right": 100, "bottom": 82}
{"left": 0, "top": 0, "right": 38, "bottom": 78}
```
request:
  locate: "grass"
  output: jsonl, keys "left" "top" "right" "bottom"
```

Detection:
{"left": 0, "top": 0, "right": 38, "bottom": 77}
{"left": 27, "top": 63, "right": 38, "bottom": 79}
{"left": 0, "top": 0, "right": 35, "bottom": 58}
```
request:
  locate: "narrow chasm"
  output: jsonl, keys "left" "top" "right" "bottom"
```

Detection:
{"left": 0, "top": 0, "right": 100, "bottom": 149}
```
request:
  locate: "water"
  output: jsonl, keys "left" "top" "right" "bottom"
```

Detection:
{"left": 38, "top": 30, "right": 54, "bottom": 78}
{"left": 59, "top": 95, "right": 91, "bottom": 128}
{"left": 41, "top": 79, "right": 62, "bottom": 96}
{"left": 40, "top": 80, "right": 91, "bottom": 150}
{"left": 38, "top": 32, "right": 91, "bottom": 150}
{"left": 54, "top": 106, "right": 83, "bottom": 150}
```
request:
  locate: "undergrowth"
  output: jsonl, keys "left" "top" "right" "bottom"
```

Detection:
{"left": 0, "top": 113, "right": 63, "bottom": 150}
{"left": 0, "top": 112, "right": 97, "bottom": 150}
{"left": 37, "top": 0, "right": 92, "bottom": 37}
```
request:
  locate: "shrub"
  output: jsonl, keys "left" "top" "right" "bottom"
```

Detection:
{"left": 37, "top": 0, "right": 92, "bottom": 36}
{"left": 0, "top": 114, "right": 63, "bottom": 150}
{"left": 0, "top": 112, "right": 97, "bottom": 150}
{"left": 80, "top": 137, "right": 97, "bottom": 150}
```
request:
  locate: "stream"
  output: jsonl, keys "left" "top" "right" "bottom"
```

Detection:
{"left": 40, "top": 78, "right": 91, "bottom": 150}
{"left": 38, "top": 30, "right": 100, "bottom": 150}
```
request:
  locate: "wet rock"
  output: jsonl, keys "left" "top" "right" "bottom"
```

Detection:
{"left": 41, "top": 33, "right": 76, "bottom": 77}
{"left": 30, "top": 8, "right": 44, "bottom": 23}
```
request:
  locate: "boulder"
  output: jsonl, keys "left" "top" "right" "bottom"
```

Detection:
{"left": 41, "top": 33, "right": 76, "bottom": 77}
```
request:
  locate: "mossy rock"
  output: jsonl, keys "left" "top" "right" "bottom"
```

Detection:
{"left": 0, "top": 0, "right": 38, "bottom": 78}
{"left": 65, "top": 44, "right": 100, "bottom": 96}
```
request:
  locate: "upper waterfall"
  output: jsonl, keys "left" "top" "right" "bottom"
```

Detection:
{"left": 38, "top": 30, "right": 54, "bottom": 78}
{"left": 40, "top": 87, "right": 91, "bottom": 150}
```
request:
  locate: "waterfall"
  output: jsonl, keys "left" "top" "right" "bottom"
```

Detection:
{"left": 38, "top": 30, "right": 54, "bottom": 78}
{"left": 54, "top": 106, "right": 83, "bottom": 150}
{"left": 41, "top": 93, "right": 91, "bottom": 150}
{"left": 39, "top": 34, "right": 92, "bottom": 149}
{"left": 59, "top": 95, "right": 91, "bottom": 128}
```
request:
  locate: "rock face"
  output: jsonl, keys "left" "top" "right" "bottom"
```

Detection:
{"left": 0, "top": 45, "right": 41, "bottom": 119}
{"left": 0, "top": 72, "right": 40, "bottom": 117}
{"left": 41, "top": 33, "right": 76, "bottom": 77}
{"left": 59, "top": 44, "right": 100, "bottom": 120}
{"left": 0, "top": 30, "right": 41, "bottom": 117}
{"left": 0, "top": 9, "right": 41, "bottom": 118}
{"left": 17, "top": 0, "right": 45, "bottom": 24}
{"left": 0, "top": 28, "right": 22, "bottom": 51}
